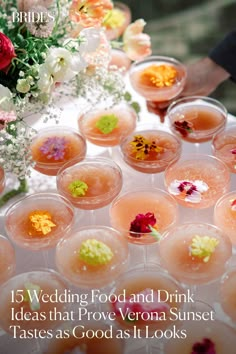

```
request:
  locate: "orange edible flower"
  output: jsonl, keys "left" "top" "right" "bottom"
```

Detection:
{"left": 28, "top": 210, "right": 56, "bottom": 236}
{"left": 140, "top": 64, "right": 177, "bottom": 88}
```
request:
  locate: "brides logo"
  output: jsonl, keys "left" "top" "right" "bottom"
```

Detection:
{"left": 12, "top": 11, "right": 55, "bottom": 23}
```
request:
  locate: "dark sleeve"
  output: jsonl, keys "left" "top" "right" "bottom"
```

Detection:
{"left": 209, "top": 30, "right": 236, "bottom": 82}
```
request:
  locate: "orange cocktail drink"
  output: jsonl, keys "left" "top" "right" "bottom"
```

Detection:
{"left": 168, "top": 96, "right": 227, "bottom": 143}
{"left": 56, "top": 226, "right": 128, "bottom": 289}
{"left": 31, "top": 126, "right": 86, "bottom": 176}
{"left": 165, "top": 154, "right": 230, "bottom": 209}
{"left": 5, "top": 193, "right": 75, "bottom": 250}
{"left": 120, "top": 129, "right": 181, "bottom": 173}
{"left": 57, "top": 157, "right": 122, "bottom": 210}
{"left": 78, "top": 103, "right": 137, "bottom": 147}
{"left": 159, "top": 223, "right": 232, "bottom": 285}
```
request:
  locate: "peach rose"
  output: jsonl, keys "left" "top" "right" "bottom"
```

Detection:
{"left": 123, "top": 19, "right": 152, "bottom": 61}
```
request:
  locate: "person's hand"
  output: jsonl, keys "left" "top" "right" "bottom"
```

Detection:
{"left": 146, "top": 57, "right": 230, "bottom": 118}
{"left": 180, "top": 57, "right": 230, "bottom": 97}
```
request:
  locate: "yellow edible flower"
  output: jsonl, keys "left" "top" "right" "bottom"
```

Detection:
{"left": 79, "top": 239, "right": 114, "bottom": 266}
{"left": 29, "top": 210, "right": 56, "bottom": 235}
{"left": 130, "top": 135, "right": 164, "bottom": 160}
{"left": 103, "top": 8, "right": 126, "bottom": 29}
{"left": 189, "top": 235, "right": 219, "bottom": 263}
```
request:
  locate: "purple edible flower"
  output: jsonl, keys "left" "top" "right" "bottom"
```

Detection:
{"left": 39, "top": 136, "right": 67, "bottom": 160}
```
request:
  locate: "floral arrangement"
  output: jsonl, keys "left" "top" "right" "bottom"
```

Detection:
{"left": 0, "top": 0, "right": 152, "bottom": 205}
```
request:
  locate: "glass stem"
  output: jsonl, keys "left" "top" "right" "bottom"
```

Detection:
{"left": 0, "top": 178, "right": 28, "bottom": 207}
{"left": 143, "top": 245, "right": 149, "bottom": 266}
{"left": 89, "top": 209, "right": 96, "bottom": 225}
{"left": 150, "top": 174, "right": 155, "bottom": 187}
{"left": 42, "top": 250, "right": 50, "bottom": 268}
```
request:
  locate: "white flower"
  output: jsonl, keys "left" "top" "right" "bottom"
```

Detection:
{"left": 43, "top": 47, "right": 85, "bottom": 82}
{"left": 37, "top": 64, "right": 55, "bottom": 94}
{"left": 0, "top": 84, "right": 14, "bottom": 111}
{"left": 168, "top": 179, "right": 209, "bottom": 203}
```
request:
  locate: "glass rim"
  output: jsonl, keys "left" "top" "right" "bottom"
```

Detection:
{"left": 214, "top": 190, "right": 236, "bottom": 210}
{"left": 212, "top": 123, "right": 236, "bottom": 143}
{"left": 56, "top": 156, "right": 123, "bottom": 201}
{"left": 161, "top": 221, "right": 229, "bottom": 240}
{"left": 109, "top": 263, "right": 185, "bottom": 293}
{"left": 0, "top": 268, "right": 68, "bottom": 289}
{"left": 164, "top": 152, "right": 230, "bottom": 174}
{"left": 109, "top": 187, "right": 179, "bottom": 238}
{"left": 167, "top": 95, "right": 228, "bottom": 116}
{"left": 31, "top": 127, "right": 87, "bottom": 168}
{"left": 129, "top": 55, "right": 187, "bottom": 89}
{"left": 120, "top": 128, "right": 182, "bottom": 164}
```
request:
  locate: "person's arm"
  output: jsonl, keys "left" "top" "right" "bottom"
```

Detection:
{"left": 209, "top": 30, "right": 236, "bottom": 82}
{"left": 180, "top": 57, "right": 230, "bottom": 97}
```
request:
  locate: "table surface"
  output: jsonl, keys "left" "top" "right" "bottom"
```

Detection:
{"left": 0, "top": 80, "right": 236, "bottom": 353}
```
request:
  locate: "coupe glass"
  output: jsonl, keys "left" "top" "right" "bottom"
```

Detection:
{"left": 30, "top": 126, "right": 87, "bottom": 176}
{"left": 55, "top": 226, "right": 128, "bottom": 289}
{"left": 212, "top": 124, "right": 236, "bottom": 173}
{"left": 120, "top": 127, "right": 181, "bottom": 186}
{"left": 167, "top": 96, "right": 227, "bottom": 152}
{"left": 0, "top": 235, "right": 15, "bottom": 285}
{"left": 214, "top": 191, "right": 236, "bottom": 246}
{"left": 109, "top": 188, "right": 178, "bottom": 264}
{"left": 218, "top": 267, "right": 236, "bottom": 326}
{"left": 129, "top": 55, "right": 187, "bottom": 122}
{"left": 5, "top": 192, "right": 75, "bottom": 267}
{"left": 78, "top": 102, "right": 137, "bottom": 157}
{"left": 57, "top": 156, "right": 123, "bottom": 224}
{"left": 158, "top": 223, "right": 232, "bottom": 292}
{"left": 103, "top": 1, "right": 131, "bottom": 40}
{"left": 109, "top": 265, "right": 185, "bottom": 353}
{"left": 164, "top": 153, "right": 230, "bottom": 209}
{"left": 43, "top": 321, "right": 125, "bottom": 354}
{"left": 0, "top": 269, "right": 68, "bottom": 335}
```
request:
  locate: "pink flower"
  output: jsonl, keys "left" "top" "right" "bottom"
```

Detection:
{"left": 169, "top": 179, "right": 209, "bottom": 203}
{"left": 69, "top": 0, "right": 113, "bottom": 28}
{"left": 0, "top": 33, "right": 16, "bottom": 71}
{"left": 0, "top": 111, "right": 17, "bottom": 130}
{"left": 191, "top": 338, "right": 216, "bottom": 354}
{"left": 231, "top": 199, "right": 236, "bottom": 211}
{"left": 130, "top": 212, "right": 156, "bottom": 235}
{"left": 230, "top": 148, "right": 236, "bottom": 154}
{"left": 123, "top": 19, "right": 152, "bottom": 61}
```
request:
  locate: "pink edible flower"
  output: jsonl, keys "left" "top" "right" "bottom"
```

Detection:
{"left": 169, "top": 179, "right": 209, "bottom": 203}
{"left": 231, "top": 199, "right": 236, "bottom": 211}
{"left": 191, "top": 338, "right": 216, "bottom": 354}
{"left": 129, "top": 212, "right": 156, "bottom": 235}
